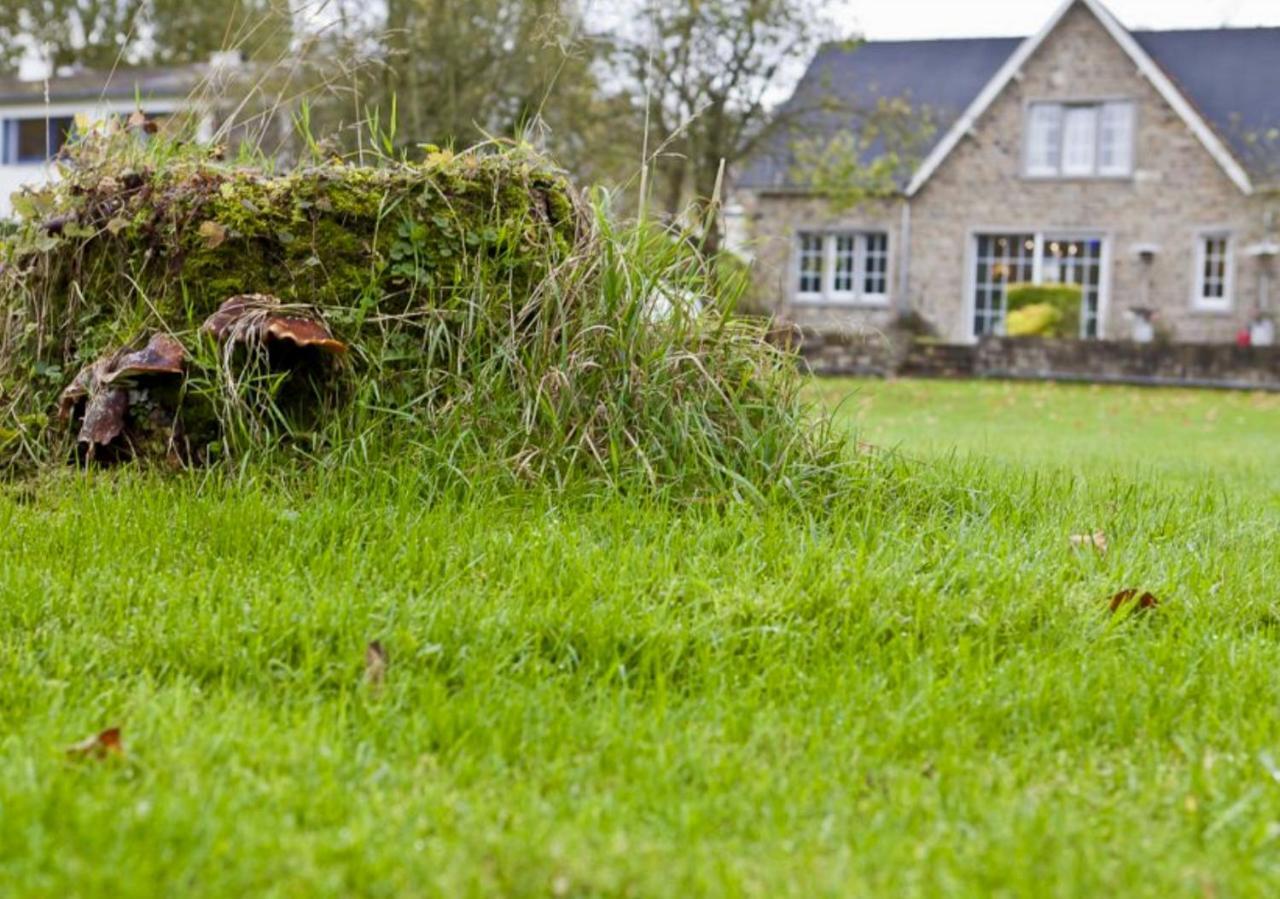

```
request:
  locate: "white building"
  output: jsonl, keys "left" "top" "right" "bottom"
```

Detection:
{"left": 0, "top": 55, "right": 254, "bottom": 217}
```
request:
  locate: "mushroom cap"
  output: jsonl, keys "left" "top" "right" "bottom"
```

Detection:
{"left": 201, "top": 294, "right": 271, "bottom": 342}
{"left": 202, "top": 294, "right": 346, "bottom": 354}
{"left": 102, "top": 333, "right": 187, "bottom": 383}
{"left": 265, "top": 316, "right": 348, "bottom": 354}
{"left": 57, "top": 364, "right": 96, "bottom": 420}
{"left": 77, "top": 386, "right": 129, "bottom": 447}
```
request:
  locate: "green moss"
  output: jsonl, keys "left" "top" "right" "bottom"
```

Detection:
{"left": 0, "top": 136, "right": 838, "bottom": 498}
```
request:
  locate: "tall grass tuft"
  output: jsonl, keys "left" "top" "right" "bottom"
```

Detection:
{"left": 0, "top": 128, "right": 842, "bottom": 499}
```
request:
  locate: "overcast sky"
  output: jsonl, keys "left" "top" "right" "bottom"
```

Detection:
{"left": 829, "top": 0, "right": 1280, "bottom": 40}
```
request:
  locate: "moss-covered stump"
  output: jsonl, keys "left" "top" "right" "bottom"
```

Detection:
{"left": 0, "top": 139, "right": 837, "bottom": 495}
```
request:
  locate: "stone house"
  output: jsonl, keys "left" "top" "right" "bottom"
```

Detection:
{"left": 732, "top": 0, "right": 1280, "bottom": 344}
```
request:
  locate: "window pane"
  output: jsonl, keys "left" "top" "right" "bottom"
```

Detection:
{"left": 11, "top": 116, "right": 74, "bottom": 163}
{"left": 1197, "top": 236, "right": 1229, "bottom": 305}
{"left": 797, "top": 233, "right": 824, "bottom": 295}
{"left": 973, "top": 233, "right": 1035, "bottom": 336}
{"left": 1026, "top": 104, "right": 1062, "bottom": 175}
{"left": 1098, "top": 102, "right": 1133, "bottom": 175}
{"left": 833, "top": 235, "right": 856, "bottom": 293}
{"left": 1061, "top": 106, "right": 1098, "bottom": 175}
{"left": 16, "top": 119, "right": 46, "bottom": 161}
{"left": 863, "top": 233, "right": 887, "bottom": 296}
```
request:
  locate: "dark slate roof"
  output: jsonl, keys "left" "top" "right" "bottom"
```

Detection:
{"left": 0, "top": 64, "right": 221, "bottom": 105}
{"left": 1133, "top": 28, "right": 1280, "bottom": 178}
{"left": 738, "top": 26, "right": 1280, "bottom": 190}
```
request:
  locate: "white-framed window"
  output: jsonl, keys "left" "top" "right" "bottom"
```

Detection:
{"left": 971, "top": 232, "right": 1106, "bottom": 339}
{"left": 1193, "top": 232, "right": 1233, "bottom": 311}
{"left": 797, "top": 233, "right": 825, "bottom": 296}
{"left": 1, "top": 116, "right": 76, "bottom": 165}
{"left": 795, "top": 231, "right": 889, "bottom": 305}
{"left": 1025, "top": 101, "right": 1134, "bottom": 178}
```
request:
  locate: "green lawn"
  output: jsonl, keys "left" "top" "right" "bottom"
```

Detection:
{"left": 3, "top": 379, "right": 1280, "bottom": 897}
{"left": 814, "top": 377, "right": 1280, "bottom": 493}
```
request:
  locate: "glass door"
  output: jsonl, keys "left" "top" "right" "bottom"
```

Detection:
{"left": 1039, "top": 235, "right": 1104, "bottom": 337}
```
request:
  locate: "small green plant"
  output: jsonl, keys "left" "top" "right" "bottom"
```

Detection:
{"left": 1004, "top": 282, "right": 1082, "bottom": 337}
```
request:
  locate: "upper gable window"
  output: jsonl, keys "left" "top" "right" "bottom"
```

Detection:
{"left": 1026, "top": 101, "right": 1134, "bottom": 178}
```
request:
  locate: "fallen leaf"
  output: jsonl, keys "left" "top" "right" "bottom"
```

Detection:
{"left": 365, "top": 640, "right": 388, "bottom": 688}
{"left": 1070, "top": 531, "right": 1108, "bottom": 554}
{"left": 66, "top": 726, "right": 124, "bottom": 759}
{"left": 198, "top": 220, "right": 227, "bottom": 250}
{"left": 1108, "top": 588, "right": 1160, "bottom": 614}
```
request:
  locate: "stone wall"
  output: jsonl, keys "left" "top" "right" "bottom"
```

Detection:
{"left": 793, "top": 330, "right": 1280, "bottom": 390}
{"left": 973, "top": 337, "right": 1280, "bottom": 389}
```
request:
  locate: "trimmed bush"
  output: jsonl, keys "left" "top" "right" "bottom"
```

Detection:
{"left": 0, "top": 132, "right": 841, "bottom": 497}
{"left": 1004, "top": 282, "right": 1082, "bottom": 337}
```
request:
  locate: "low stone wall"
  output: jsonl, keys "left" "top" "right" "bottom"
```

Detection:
{"left": 793, "top": 329, "right": 1280, "bottom": 390}
{"left": 974, "top": 337, "right": 1280, "bottom": 390}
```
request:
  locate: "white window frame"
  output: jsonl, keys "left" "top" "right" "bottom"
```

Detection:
{"left": 1023, "top": 100, "right": 1135, "bottom": 179}
{"left": 965, "top": 229, "right": 1111, "bottom": 341}
{"left": 793, "top": 231, "right": 890, "bottom": 306}
{"left": 1191, "top": 231, "right": 1234, "bottom": 312}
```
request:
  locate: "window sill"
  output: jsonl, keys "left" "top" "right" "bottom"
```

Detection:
{"left": 1021, "top": 173, "right": 1134, "bottom": 183}
{"left": 1187, "top": 305, "right": 1234, "bottom": 317}
{"left": 793, "top": 295, "right": 890, "bottom": 309}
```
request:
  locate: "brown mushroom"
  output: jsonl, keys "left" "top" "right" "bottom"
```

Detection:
{"left": 78, "top": 387, "right": 130, "bottom": 447}
{"left": 102, "top": 332, "right": 186, "bottom": 384}
{"left": 56, "top": 332, "right": 189, "bottom": 459}
{"left": 57, "top": 364, "right": 96, "bottom": 421}
{"left": 202, "top": 294, "right": 346, "bottom": 354}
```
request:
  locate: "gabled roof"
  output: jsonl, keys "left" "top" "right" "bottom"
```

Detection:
{"left": 0, "top": 62, "right": 237, "bottom": 106}
{"left": 907, "top": 0, "right": 1251, "bottom": 195}
{"left": 738, "top": 0, "right": 1279, "bottom": 194}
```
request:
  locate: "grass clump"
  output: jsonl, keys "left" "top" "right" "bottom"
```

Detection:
{"left": 0, "top": 128, "right": 837, "bottom": 497}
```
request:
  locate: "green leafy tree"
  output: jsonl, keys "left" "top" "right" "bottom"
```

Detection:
{"left": 0, "top": 1, "right": 145, "bottom": 72}
{"left": 146, "top": 0, "right": 293, "bottom": 65}
{"left": 0, "top": 0, "right": 291, "bottom": 74}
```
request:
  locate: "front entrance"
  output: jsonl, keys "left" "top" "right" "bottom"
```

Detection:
{"left": 971, "top": 232, "right": 1107, "bottom": 338}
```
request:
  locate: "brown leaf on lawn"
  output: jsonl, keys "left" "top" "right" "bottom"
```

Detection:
{"left": 66, "top": 726, "right": 124, "bottom": 759}
{"left": 1108, "top": 588, "right": 1160, "bottom": 614}
{"left": 365, "top": 640, "right": 388, "bottom": 688}
{"left": 198, "top": 220, "right": 227, "bottom": 250}
{"left": 1070, "top": 531, "right": 1109, "bottom": 554}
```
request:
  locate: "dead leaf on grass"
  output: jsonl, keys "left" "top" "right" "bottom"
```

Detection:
{"left": 1108, "top": 588, "right": 1160, "bottom": 614}
{"left": 65, "top": 726, "right": 124, "bottom": 760}
{"left": 1070, "top": 531, "right": 1108, "bottom": 554}
{"left": 365, "top": 640, "right": 388, "bottom": 688}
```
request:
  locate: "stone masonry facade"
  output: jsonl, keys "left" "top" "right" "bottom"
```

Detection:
{"left": 737, "top": 3, "right": 1280, "bottom": 345}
